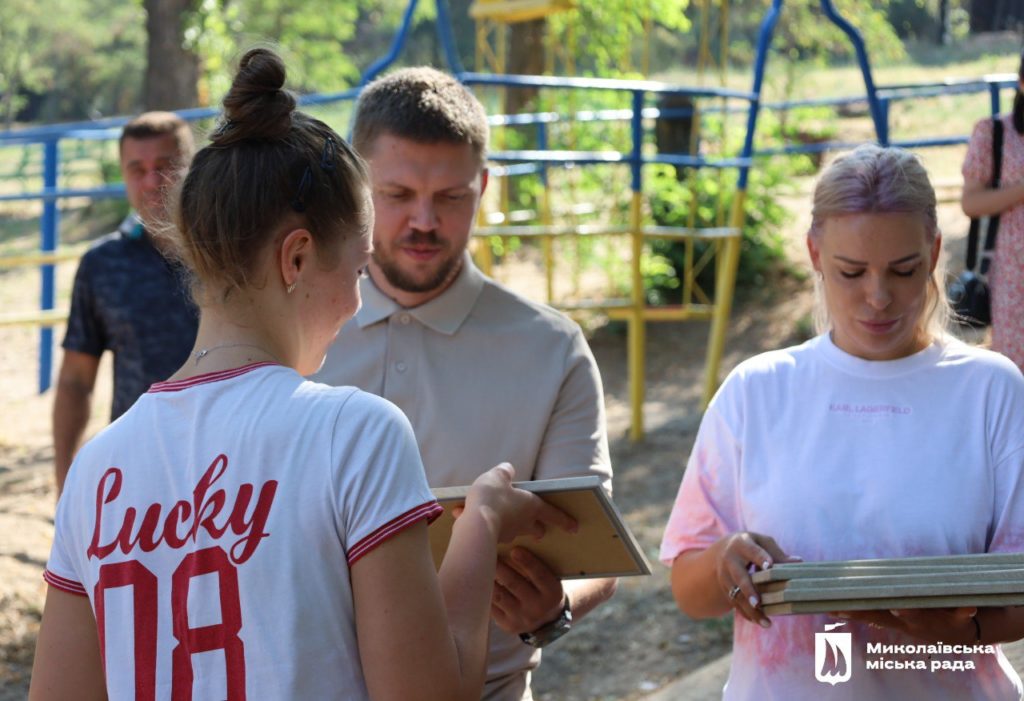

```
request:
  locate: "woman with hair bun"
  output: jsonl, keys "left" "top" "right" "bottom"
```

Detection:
{"left": 29, "top": 48, "right": 573, "bottom": 701}
{"left": 663, "top": 144, "right": 1024, "bottom": 699}
{"left": 962, "top": 49, "right": 1024, "bottom": 370}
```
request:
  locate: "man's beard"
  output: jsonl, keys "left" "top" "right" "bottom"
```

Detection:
{"left": 373, "top": 231, "right": 464, "bottom": 294}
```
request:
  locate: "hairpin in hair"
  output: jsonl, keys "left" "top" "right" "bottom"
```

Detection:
{"left": 290, "top": 168, "right": 312, "bottom": 212}
{"left": 290, "top": 136, "right": 338, "bottom": 213}
{"left": 214, "top": 119, "right": 235, "bottom": 137}
{"left": 320, "top": 137, "right": 337, "bottom": 172}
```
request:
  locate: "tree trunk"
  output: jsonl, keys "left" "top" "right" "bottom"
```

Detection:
{"left": 143, "top": 0, "right": 200, "bottom": 110}
{"left": 969, "top": 0, "right": 1024, "bottom": 33}
{"left": 969, "top": 0, "right": 994, "bottom": 32}
{"left": 2, "top": 57, "right": 22, "bottom": 129}
{"left": 937, "top": 0, "right": 948, "bottom": 45}
{"left": 505, "top": 18, "right": 546, "bottom": 117}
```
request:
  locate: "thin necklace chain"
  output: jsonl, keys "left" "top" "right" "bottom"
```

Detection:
{"left": 193, "top": 343, "right": 282, "bottom": 366}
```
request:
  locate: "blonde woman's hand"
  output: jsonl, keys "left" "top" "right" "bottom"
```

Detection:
{"left": 716, "top": 531, "right": 799, "bottom": 629}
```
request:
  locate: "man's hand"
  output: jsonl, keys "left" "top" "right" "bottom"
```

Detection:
{"left": 491, "top": 547, "right": 565, "bottom": 635}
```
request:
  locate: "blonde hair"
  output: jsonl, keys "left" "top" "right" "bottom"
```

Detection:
{"left": 808, "top": 144, "right": 950, "bottom": 339}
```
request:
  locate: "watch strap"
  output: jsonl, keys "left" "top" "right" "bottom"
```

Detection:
{"left": 519, "top": 596, "right": 572, "bottom": 648}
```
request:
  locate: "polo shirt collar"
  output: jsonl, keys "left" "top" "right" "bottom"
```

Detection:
{"left": 118, "top": 213, "right": 146, "bottom": 241}
{"left": 355, "top": 251, "right": 485, "bottom": 335}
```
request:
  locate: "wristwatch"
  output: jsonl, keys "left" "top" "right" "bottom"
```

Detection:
{"left": 519, "top": 596, "right": 573, "bottom": 648}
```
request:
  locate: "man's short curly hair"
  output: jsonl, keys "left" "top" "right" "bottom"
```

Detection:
{"left": 119, "top": 111, "right": 195, "bottom": 160}
{"left": 352, "top": 67, "right": 489, "bottom": 163}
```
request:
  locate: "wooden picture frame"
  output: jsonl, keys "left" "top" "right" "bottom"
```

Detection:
{"left": 753, "top": 553, "right": 1024, "bottom": 615}
{"left": 429, "top": 476, "right": 652, "bottom": 579}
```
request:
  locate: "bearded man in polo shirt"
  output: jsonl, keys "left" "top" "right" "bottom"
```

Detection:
{"left": 315, "top": 67, "right": 616, "bottom": 701}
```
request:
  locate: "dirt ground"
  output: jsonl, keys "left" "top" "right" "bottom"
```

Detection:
{"left": 0, "top": 195, "right": 976, "bottom": 700}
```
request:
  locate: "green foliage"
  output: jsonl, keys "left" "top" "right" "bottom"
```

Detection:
{"left": 186, "top": 0, "right": 461, "bottom": 105}
{"left": 1, "top": 0, "right": 917, "bottom": 125}
{"left": 187, "top": 0, "right": 372, "bottom": 101}
{"left": 646, "top": 155, "right": 796, "bottom": 305}
{"left": 715, "top": 0, "right": 906, "bottom": 68}
{"left": 779, "top": 105, "right": 838, "bottom": 140}
{"left": 887, "top": 0, "right": 937, "bottom": 38}
{"left": 777, "top": 0, "right": 906, "bottom": 65}
{"left": 488, "top": 88, "right": 636, "bottom": 263}
{"left": 725, "top": 0, "right": 907, "bottom": 108}
{"left": 886, "top": 0, "right": 968, "bottom": 42}
{"left": 761, "top": 105, "right": 837, "bottom": 175}
{"left": 0, "top": 0, "right": 50, "bottom": 126}
{"left": 491, "top": 85, "right": 802, "bottom": 303}
{"left": 483, "top": 10, "right": 812, "bottom": 303}
{"left": 2, "top": 0, "right": 449, "bottom": 122}
{"left": 0, "top": 0, "right": 145, "bottom": 123}
{"left": 548, "top": 0, "right": 691, "bottom": 76}
{"left": 0, "top": 0, "right": 144, "bottom": 123}
{"left": 44, "top": 1, "right": 147, "bottom": 120}
{"left": 643, "top": 107, "right": 818, "bottom": 303}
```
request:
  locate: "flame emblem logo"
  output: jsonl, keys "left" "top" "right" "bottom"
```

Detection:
{"left": 815, "top": 622, "right": 852, "bottom": 685}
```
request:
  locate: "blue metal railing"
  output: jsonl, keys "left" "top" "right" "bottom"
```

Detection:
{"left": 738, "top": 0, "right": 784, "bottom": 190}
{"left": 2, "top": 0, "right": 1021, "bottom": 395}
{"left": 3, "top": 73, "right": 1018, "bottom": 392}
{"left": 38, "top": 140, "right": 59, "bottom": 391}
{"left": 0, "top": 91, "right": 359, "bottom": 393}
{"left": 2, "top": 73, "right": 764, "bottom": 393}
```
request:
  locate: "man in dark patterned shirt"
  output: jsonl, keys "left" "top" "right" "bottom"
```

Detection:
{"left": 52, "top": 112, "right": 198, "bottom": 493}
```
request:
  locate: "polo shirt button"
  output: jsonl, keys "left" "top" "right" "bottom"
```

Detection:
{"left": 399, "top": 314, "right": 411, "bottom": 324}
{"left": 396, "top": 362, "right": 407, "bottom": 373}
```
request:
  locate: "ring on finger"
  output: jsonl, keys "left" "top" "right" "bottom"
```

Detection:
{"left": 728, "top": 585, "right": 742, "bottom": 601}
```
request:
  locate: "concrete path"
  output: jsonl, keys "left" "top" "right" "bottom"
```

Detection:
{"left": 639, "top": 638, "right": 1024, "bottom": 700}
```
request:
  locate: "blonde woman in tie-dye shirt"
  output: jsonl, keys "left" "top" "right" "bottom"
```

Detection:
{"left": 662, "top": 145, "right": 1024, "bottom": 700}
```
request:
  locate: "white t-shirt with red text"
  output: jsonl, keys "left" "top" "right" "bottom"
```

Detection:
{"left": 661, "top": 334, "right": 1024, "bottom": 700}
{"left": 46, "top": 363, "right": 441, "bottom": 700}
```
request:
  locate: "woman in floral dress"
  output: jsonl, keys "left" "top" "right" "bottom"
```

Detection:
{"left": 962, "top": 50, "right": 1024, "bottom": 370}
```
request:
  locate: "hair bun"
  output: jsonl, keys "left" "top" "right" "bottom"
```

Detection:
{"left": 214, "top": 48, "right": 296, "bottom": 145}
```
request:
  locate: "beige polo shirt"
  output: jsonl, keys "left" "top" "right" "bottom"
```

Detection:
{"left": 315, "top": 253, "right": 612, "bottom": 697}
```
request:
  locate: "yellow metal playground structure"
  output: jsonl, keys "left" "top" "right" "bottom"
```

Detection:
{"left": 469, "top": 0, "right": 746, "bottom": 441}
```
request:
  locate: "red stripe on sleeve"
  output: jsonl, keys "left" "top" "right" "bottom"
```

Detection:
{"left": 347, "top": 501, "right": 444, "bottom": 567}
{"left": 43, "top": 570, "right": 89, "bottom": 597}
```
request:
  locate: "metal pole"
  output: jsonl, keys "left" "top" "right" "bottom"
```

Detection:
{"left": 703, "top": 0, "right": 783, "bottom": 407}
{"left": 435, "top": 0, "right": 465, "bottom": 75}
{"left": 538, "top": 121, "right": 554, "bottom": 303}
{"left": 990, "top": 81, "right": 1003, "bottom": 118}
{"left": 819, "top": 0, "right": 886, "bottom": 144}
{"left": 359, "top": 0, "right": 420, "bottom": 88}
{"left": 878, "top": 97, "right": 890, "bottom": 145}
{"left": 629, "top": 89, "right": 645, "bottom": 441}
{"left": 39, "top": 138, "right": 60, "bottom": 393}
